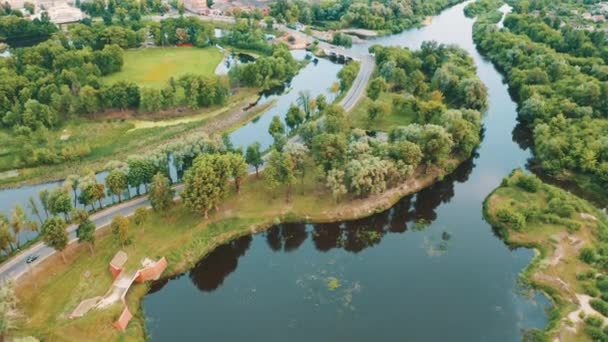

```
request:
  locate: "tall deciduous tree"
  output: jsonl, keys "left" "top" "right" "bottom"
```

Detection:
{"left": 133, "top": 207, "right": 149, "bottom": 233}
{"left": 78, "top": 218, "right": 95, "bottom": 254}
{"left": 245, "top": 142, "right": 263, "bottom": 177}
{"left": 227, "top": 153, "right": 248, "bottom": 193}
{"left": 182, "top": 154, "right": 230, "bottom": 217}
{"left": 149, "top": 173, "right": 174, "bottom": 213}
{"left": 111, "top": 215, "right": 131, "bottom": 247}
{"left": 49, "top": 188, "right": 73, "bottom": 221}
{"left": 42, "top": 217, "right": 68, "bottom": 263}
{"left": 106, "top": 168, "right": 128, "bottom": 203}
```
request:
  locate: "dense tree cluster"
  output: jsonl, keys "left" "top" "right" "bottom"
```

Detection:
{"left": 270, "top": 0, "right": 465, "bottom": 33}
{"left": 305, "top": 43, "right": 485, "bottom": 200}
{"left": 0, "top": 6, "right": 58, "bottom": 46}
{"left": 219, "top": 19, "right": 273, "bottom": 54}
{"left": 0, "top": 34, "right": 228, "bottom": 169}
{"left": 229, "top": 43, "right": 300, "bottom": 88}
{"left": 473, "top": 2, "right": 608, "bottom": 191}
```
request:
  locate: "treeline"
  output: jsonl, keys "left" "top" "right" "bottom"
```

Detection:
{"left": 270, "top": 0, "right": 465, "bottom": 33}
{"left": 0, "top": 5, "right": 58, "bottom": 46}
{"left": 219, "top": 19, "right": 274, "bottom": 54}
{"left": 473, "top": 2, "right": 608, "bottom": 194}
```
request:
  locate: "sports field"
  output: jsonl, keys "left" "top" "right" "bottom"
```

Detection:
{"left": 103, "top": 46, "right": 224, "bottom": 88}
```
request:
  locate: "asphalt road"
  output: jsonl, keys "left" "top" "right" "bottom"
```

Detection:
{"left": 0, "top": 21, "right": 375, "bottom": 282}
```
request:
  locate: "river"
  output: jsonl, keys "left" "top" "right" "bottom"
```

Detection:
{"left": 142, "top": 2, "right": 552, "bottom": 341}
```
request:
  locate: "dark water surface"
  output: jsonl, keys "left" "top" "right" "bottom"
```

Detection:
{"left": 143, "top": 2, "right": 552, "bottom": 341}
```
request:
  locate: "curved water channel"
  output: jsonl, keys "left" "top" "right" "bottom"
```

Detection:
{"left": 142, "top": 2, "right": 552, "bottom": 341}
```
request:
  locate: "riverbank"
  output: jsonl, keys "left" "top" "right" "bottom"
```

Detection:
{"left": 484, "top": 169, "right": 608, "bottom": 341}
{"left": 13, "top": 155, "right": 463, "bottom": 341}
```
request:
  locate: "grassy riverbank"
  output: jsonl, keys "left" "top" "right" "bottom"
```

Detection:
{"left": 13, "top": 157, "right": 459, "bottom": 341}
{"left": 484, "top": 169, "right": 608, "bottom": 341}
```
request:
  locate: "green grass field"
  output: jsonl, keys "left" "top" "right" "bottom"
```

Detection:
{"left": 349, "top": 93, "right": 415, "bottom": 131}
{"left": 103, "top": 47, "right": 224, "bottom": 88}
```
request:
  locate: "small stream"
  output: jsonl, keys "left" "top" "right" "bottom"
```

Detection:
{"left": 142, "top": 2, "right": 552, "bottom": 341}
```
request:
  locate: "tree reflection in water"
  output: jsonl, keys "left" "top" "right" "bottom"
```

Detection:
{"left": 149, "top": 154, "right": 476, "bottom": 294}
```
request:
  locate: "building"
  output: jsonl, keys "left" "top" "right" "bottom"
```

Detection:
{"left": 181, "top": 0, "right": 208, "bottom": 14}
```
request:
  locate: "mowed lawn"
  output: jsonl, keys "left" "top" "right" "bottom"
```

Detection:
{"left": 103, "top": 47, "right": 224, "bottom": 88}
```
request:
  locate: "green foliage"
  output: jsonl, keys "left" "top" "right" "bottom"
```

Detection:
{"left": 110, "top": 215, "right": 131, "bottom": 247}
{"left": 245, "top": 142, "right": 263, "bottom": 176}
{"left": 332, "top": 33, "right": 352, "bottom": 48}
{"left": 473, "top": 4, "right": 608, "bottom": 192}
{"left": 337, "top": 61, "right": 360, "bottom": 92}
{"left": 229, "top": 43, "right": 299, "bottom": 88}
{"left": 41, "top": 217, "right": 68, "bottom": 259}
{"left": 133, "top": 207, "right": 149, "bottom": 228}
{"left": 182, "top": 154, "right": 231, "bottom": 217}
{"left": 77, "top": 219, "right": 96, "bottom": 252}
{"left": 149, "top": 173, "right": 174, "bottom": 213}
{"left": 495, "top": 206, "right": 527, "bottom": 231}
{"left": 515, "top": 173, "right": 542, "bottom": 193}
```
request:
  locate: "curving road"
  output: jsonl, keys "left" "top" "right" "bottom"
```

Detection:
{"left": 0, "top": 23, "right": 375, "bottom": 283}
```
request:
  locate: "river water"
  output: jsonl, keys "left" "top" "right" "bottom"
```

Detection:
{"left": 142, "top": 2, "right": 552, "bottom": 341}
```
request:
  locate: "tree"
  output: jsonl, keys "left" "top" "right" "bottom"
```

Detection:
{"left": 367, "top": 101, "right": 388, "bottom": 122}
{"left": 326, "top": 169, "right": 347, "bottom": 202}
{"left": 182, "top": 154, "right": 230, "bottom": 217}
{"left": 268, "top": 115, "right": 285, "bottom": 136}
{"left": 42, "top": 217, "right": 68, "bottom": 263}
{"left": 227, "top": 153, "right": 248, "bottom": 193}
{"left": 10, "top": 205, "right": 36, "bottom": 248}
{"left": 49, "top": 188, "right": 73, "bottom": 221}
{"left": 285, "top": 105, "right": 304, "bottom": 131}
{"left": 27, "top": 196, "right": 43, "bottom": 225}
{"left": 367, "top": 77, "right": 387, "bottom": 101}
{"left": 264, "top": 147, "right": 304, "bottom": 202}
{"left": 245, "top": 142, "right": 263, "bottom": 177}
{"left": 106, "top": 168, "right": 128, "bottom": 203}
{"left": 111, "top": 215, "right": 131, "bottom": 247}
{"left": 77, "top": 218, "right": 95, "bottom": 254}
{"left": 316, "top": 94, "right": 327, "bottom": 112}
{"left": 133, "top": 207, "right": 148, "bottom": 233}
{"left": 0, "top": 216, "right": 14, "bottom": 254}
{"left": 39, "top": 189, "right": 50, "bottom": 218}
{"left": 296, "top": 91, "right": 313, "bottom": 118}
{"left": 149, "top": 173, "right": 174, "bottom": 213}
{"left": 64, "top": 174, "right": 80, "bottom": 207}
{"left": 311, "top": 133, "right": 347, "bottom": 173}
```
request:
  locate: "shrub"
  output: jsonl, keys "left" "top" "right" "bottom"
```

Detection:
{"left": 590, "top": 299, "right": 608, "bottom": 317}
{"left": 580, "top": 247, "right": 597, "bottom": 264}
{"left": 495, "top": 207, "right": 526, "bottom": 231}
{"left": 516, "top": 173, "right": 542, "bottom": 192}
{"left": 585, "top": 315, "right": 604, "bottom": 327}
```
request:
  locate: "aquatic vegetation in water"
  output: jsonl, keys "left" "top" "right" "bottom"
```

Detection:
{"left": 422, "top": 230, "right": 452, "bottom": 257}
{"left": 327, "top": 277, "right": 341, "bottom": 291}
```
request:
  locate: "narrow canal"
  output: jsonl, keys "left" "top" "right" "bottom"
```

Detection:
{"left": 142, "top": 2, "right": 552, "bottom": 341}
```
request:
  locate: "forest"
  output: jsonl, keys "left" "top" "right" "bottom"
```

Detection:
{"left": 471, "top": 0, "right": 608, "bottom": 199}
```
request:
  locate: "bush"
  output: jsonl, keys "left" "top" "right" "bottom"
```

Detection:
{"left": 590, "top": 299, "right": 608, "bottom": 317}
{"left": 495, "top": 207, "right": 526, "bottom": 231}
{"left": 580, "top": 247, "right": 597, "bottom": 264}
{"left": 516, "top": 173, "right": 542, "bottom": 193}
{"left": 586, "top": 315, "right": 604, "bottom": 327}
